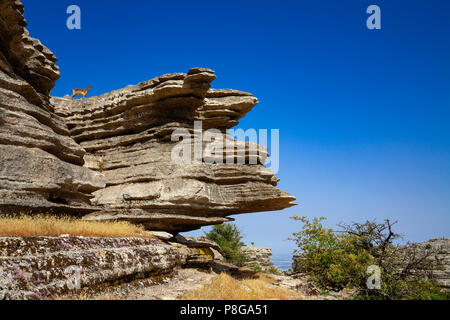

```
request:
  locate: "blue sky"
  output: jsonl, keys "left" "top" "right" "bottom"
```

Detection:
{"left": 23, "top": 0, "right": 450, "bottom": 257}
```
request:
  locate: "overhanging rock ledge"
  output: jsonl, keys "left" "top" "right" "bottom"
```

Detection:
{"left": 0, "top": 0, "right": 296, "bottom": 233}
{"left": 52, "top": 68, "right": 297, "bottom": 232}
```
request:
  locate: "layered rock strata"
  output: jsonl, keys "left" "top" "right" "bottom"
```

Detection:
{"left": 0, "top": 236, "right": 183, "bottom": 300}
{"left": 240, "top": 245, "right": 276, "bottom": 271}
{"left": 0, "top": 234, "right": 228, "bottom": 300}
{"left": 52, "top": 68, "right": 296, "bottom": 232}
{"left": 0, "top": 0, "right": 104, "bottom": 214}
{"left": 171, "top": 235, "right": 224, "bottom": 266}
{"left": 1, "top": 0, "right": 295, "bottom": 232}
{"left": 417, "top": 238, "right": 450, "bottom": 291}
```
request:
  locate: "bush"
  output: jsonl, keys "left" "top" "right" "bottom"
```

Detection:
{"left": 266, "top": 266, "right": 283, "bottom": 276}
{"left": 289, "top": 216, "right": 449, "bottom": 300}
{"left": 289, "top": 216, "right": 373, "bottom": 290}
{"left": 205, "top": 223, "right": 247, "bottom": 267}
{"left": 248, "top": 265, "right": 281, "bottom": 275}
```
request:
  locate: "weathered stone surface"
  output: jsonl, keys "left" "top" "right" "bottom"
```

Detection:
{"left": 84, "top": 210, "right": 234, "bottom": 233}
{"left": 182, "top": 247, "right": 215, "bottom": 267}
{"left": 147, "top": 231, "right": 174, "bottom": 241}
{"left": 268, "top": 274, "right": 320, "bottom": 296}
{"left": 0, "top": 0, "right": 105, "bottom": 214}
{"left": 52, "top": 68, "right": 295, "bottom": 232}
{"left": 240, "top": 245, "right": 276, "bottom": 271}
{"left": 0, "top": 1, "right": 59, "bottom": 96}
{"left": 211, "top": 248, "right": 225, "bottom": 262}
{"left": 0, "top": 236, "right": 184, "bottom": 300}
{"left": 170, "top": 235, "right": 223, "bottom": 267}
{"left": 168, "top": 241, "right": 214, "bottom": 268}
{"left": 0, "top": 145, "right": 104, "bottom": 213}
{"left": 173, "top": 234, "right": 220, "bottom": 251}
{"left": 1, "top": 0, "right": 295, "bottom": 231}
{"left": 85, "top": 268, "right": 218, "bottom": 300}
{"left": 416, "top": 238, "right": 450, "bottom": 291}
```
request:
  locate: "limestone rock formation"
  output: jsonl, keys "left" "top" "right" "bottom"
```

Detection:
{"left": 0, "top": 236, "right": 183, "bottom": 300}
{"left": 0, "top": 0, "right": 104, "bottom": 214}
{"left": 0, "top": 233, "right": 228, "bottom": 300}
{"left": 240, "top": 245, "right": 276, "bottom": 271}
{"left": 173, "top": 235, "right": 221, "bottom": 251}
{"left": 1, "top": 0, "right": 295, "bottom": 233}
{"left": 417, "top": 238, "right": 450, "bottom": 291}
{"left": 169, "top": 235, "right": 223, "bottom": 267}
{"left": 51, "top": 68, "right": 296, "bottom": 232}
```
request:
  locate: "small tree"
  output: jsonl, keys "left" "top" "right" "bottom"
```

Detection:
{"left": 205, "top": 223, "right": 247, "bottom": 267}
{"left": 289, "top": 216, "right": 373, "bottom": 290}
{"left": 338, "top": 219, "right": 446, "bottom": 299}
{"left": 289, "top": 216, "right": 449, "bottom": 300}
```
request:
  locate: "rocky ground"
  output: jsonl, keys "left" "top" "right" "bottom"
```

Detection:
{"left": 416, "top": 238, "right": 450, "bottom": 291}
{"left": 2, "top": 234, "right": 448, "bottom": 300}
{"left": 60, "top": 267, "right": 346, "bottom": 300}
{"left": 69, "top": 268, "right": 217, "bottom": 300}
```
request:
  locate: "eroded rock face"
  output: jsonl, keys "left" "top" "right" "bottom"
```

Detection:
{"left": 170, "top": 235, "right": 224, "bottom": 266}
{"left": 1, "top": 0, "right": 295, "bottom": 231}
{"left": 52, "top": 68, "right": 296, "bottom": 232}
{"left": 417, "top": 238, "right": 450, "bottom": 291}
{"left": 0, "top": 0, "right": 105, "bottom": 214}
{"left": 240, "top": 245, "right": 276, "bottom": 271}
{"left": 0, "top": 1, "right": 59, "bottom": 97}
{"left": 0, "top": 236, "right": 184, "bottom": 299}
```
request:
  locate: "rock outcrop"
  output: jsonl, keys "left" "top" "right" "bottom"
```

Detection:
{"left": 417, "top": 238, "right": 450, "bottom": 291}
{"left": 171, "top": 235, "right": 224, "bottom": 266}
{"left": 0, "top": 236, "right": 183, "bottom": 299}
{"left": 51, "top": 68, "right": 296, "bottom": 232}
{"left": 0, "top": 233, "right": 233, "bottom": 300}
{"left": 240, "top": 245, "right": 276, "bottom": 271}
{"left": 0, "top": 0, "right": 104, "bottom": 215}
{"left": 0, "top": 0, "right": 295, "bottom": 233}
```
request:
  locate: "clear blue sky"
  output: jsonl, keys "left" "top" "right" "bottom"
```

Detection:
{"left": 23, "top": 1, "right": 450, "bottom": 257}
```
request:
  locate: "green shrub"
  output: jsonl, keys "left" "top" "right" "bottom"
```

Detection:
{"left": 248, "top": 265, "right": 282, "bottom": 275}
{"left": 380, "top": 278, "right": 450, "bottom": 300}
{"left": 205, "top": 223, "right": 247, "bottom": 267}
{"left": 289, "top": 216, "right": 449, "bottom": 300}
{"left": 249, "top": 265, "right": 264, "bottom": 273}
{"left": 266, "top": 266, "right": 283, "bottom": 275}
{"left": 289, "top": 216, "right": 372, "bottom": 290}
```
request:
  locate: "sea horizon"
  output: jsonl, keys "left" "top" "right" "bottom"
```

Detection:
{"left": 271, "top": 253, "right": 294, "bottom": 271}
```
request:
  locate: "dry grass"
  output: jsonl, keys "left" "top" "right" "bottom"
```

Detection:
{"left": 0, "top": 214, "right": 153, "bottom": 238}
{"left": 181, "top": 273, "right": 302, "bottom": 300}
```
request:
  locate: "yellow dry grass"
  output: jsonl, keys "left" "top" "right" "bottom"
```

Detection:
{"left": 181, "top": 273, "right": 302, "bottom": 300}
{"left": 0, "top": 214, "right": 153, "bottom": 238}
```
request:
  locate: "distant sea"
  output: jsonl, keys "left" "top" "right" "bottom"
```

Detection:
{"left": 271, "top": 254, "right": 293, "bottom": 271}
